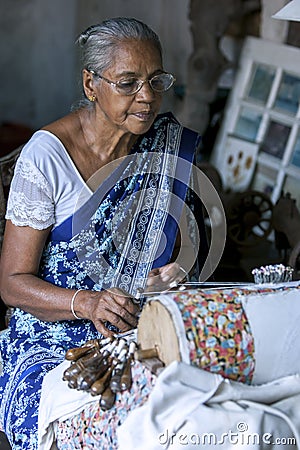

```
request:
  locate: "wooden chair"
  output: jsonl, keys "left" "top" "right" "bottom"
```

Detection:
{"left": 0, "top": 146, "right": 22, "bottom": 329}
{"left": 0, "top": 147, "right": 21, "bottom": 449}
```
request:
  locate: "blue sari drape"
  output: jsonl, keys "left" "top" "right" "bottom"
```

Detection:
{"left": 40, "top": 113, "right": 203, "bottom": 295}
{"left": 0, "top": 112, "right": 207, "bottom": 449}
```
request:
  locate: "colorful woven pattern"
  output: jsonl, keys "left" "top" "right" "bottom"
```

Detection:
{"left": 171, "top": 288, "right": 255, "bottom": 383}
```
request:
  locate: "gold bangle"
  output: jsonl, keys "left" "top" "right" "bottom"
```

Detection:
{"left": 70, "top": 289, "right": 84, "bottom": 320}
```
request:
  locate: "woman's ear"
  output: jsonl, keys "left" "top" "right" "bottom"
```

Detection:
{"left": 82, "top": 69, "right": 95, "bottom": 99}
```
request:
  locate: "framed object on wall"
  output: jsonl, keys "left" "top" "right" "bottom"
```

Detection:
{"left": 211, "top": 36, "right": 300, "bottom": 206}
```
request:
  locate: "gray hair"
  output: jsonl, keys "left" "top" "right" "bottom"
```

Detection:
{"left": 71, "top": 17, "right": 163, "bottom": 109}
{"left": 77, "top": 17, "right": 162, "bottom": 74}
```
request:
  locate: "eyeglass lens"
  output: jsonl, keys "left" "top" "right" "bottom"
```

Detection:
{"left": 150, "top": 74, "right": 174, "bottom": 92}
{"left": 117, "top": 73, "right": 174, "bottom": 95}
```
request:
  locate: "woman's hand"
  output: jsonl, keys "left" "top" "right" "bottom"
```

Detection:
{"left": 145, "top": 262, "right": 187, "bottom": 293}
{"left": 78, "top": 288, "right": 140, "bottom": 337}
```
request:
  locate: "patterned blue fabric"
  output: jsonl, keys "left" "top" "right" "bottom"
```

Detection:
{"left": 0, "top": 113, "right": 203, "bottom": 449}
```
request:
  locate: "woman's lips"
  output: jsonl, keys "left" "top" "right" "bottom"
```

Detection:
{"left": 132, "top": 111, "right": 154, "bottom": 121}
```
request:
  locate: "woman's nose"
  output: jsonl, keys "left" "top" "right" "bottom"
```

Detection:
{"left": 136, "top": 80, "right": 157, "bottom": 101}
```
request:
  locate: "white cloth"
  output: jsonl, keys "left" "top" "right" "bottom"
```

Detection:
{"left": 117, "top": 361, "right": 300, "bottom": 450}
{"left": 38, "top": 360, "right": 102, "bottom": 450}
{"left": 39, "top": 359, "right": 300, "bottom": 450}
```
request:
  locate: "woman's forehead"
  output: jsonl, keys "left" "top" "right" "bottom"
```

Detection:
{"left": 105, "top": 39, "right": 163, "bottom": 75}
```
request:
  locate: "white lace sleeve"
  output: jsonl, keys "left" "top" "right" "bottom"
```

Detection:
{"left": 5, "top": 157, "right": 55, "bottom": 230}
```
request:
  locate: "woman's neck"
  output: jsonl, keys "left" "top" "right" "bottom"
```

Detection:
{"left": 77, "top": 107, "right": 138, "bottom": 160}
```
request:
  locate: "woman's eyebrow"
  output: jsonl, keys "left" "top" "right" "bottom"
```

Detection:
{"left": 116, "top": 69, "right": 164, "bottom": 78}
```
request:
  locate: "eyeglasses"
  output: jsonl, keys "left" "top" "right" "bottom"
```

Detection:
{"left": 89, "top": 70, "right": 176, "bottom": 96}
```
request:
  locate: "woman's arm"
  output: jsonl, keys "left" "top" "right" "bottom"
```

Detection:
{"left": 0, "top": 221, "right": 139, "bottom": 335}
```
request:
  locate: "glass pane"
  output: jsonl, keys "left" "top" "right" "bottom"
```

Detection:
{"left": 283, "top": 176, "right": 300, "bottom": 209}
{"left": 274, "top": 72, "right": 300, "bottom": 115}
{"left": 290, "top": 131, "right": 300, "bottom": 168}
{"left": 234, "top": 107, "right": 262, "bottom": 142}
{"left": 251, "top": 164, "right": 276, "bottom": 196}
{"left": 261, "top": 121, "right": 291, "bottom": 159}
{"left": 247, "top": 63, "right": 275, "bottom": 104}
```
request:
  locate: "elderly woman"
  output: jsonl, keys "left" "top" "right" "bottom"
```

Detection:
{"left": 0, "top": 17, "right": 208, "bottom": 449}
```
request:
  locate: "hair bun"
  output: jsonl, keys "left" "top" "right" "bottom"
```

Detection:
{"left": 77, "top": 32, "right": 88, "bottom": 47}
{"left": 77, "top": 25, "right": 99, "bottom": 47}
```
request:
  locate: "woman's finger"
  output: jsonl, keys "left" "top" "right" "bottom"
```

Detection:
{"left": 159, "top": 263, "right": 179, "bottom": 282}
{"left": 91, "top": 290, "right": 139, "bottom": 331}
{"left": 93, "top": 319, "right": 114, "bottom": 337}
{"left": 107, "top": 288, "right": 141, "bottom": 316}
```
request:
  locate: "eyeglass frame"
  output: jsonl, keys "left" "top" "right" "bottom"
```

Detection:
{"left": 88, "top": 69, "right": 176, "bottom": 96}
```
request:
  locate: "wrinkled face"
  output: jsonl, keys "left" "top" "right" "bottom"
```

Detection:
{"left": 88, "top": 39, "right": 164, "bottom": 135}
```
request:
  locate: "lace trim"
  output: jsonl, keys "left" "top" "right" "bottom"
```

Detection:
{"left": 5, "top": 157, "right": 55, "bottom": 230}
{"left": 13, "top": 158, "right": 52, "bottom": 192}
